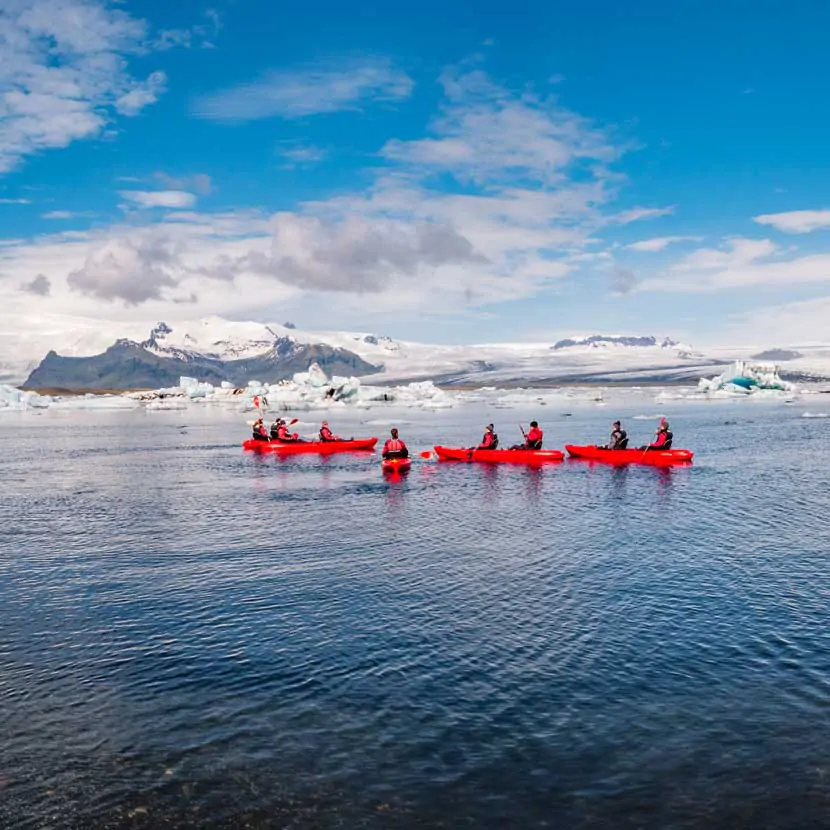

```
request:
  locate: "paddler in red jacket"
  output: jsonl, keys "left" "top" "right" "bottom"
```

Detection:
{"left": 511, "top": 421, "right": 543, "bottom": 450}
{"left": 274, "top": 418, "right": 303, "bottom": 443}
{"left": 319, "top": 421, "right": 340, "bottom": 442}
{"left": 382, "top": 428, "right": 409, "bottom": 459}
{"left": 476, "top": 424, "right": 499, "bottom": 450}
{"left": 252, "top": 417, "right": 269, "bottom": 441}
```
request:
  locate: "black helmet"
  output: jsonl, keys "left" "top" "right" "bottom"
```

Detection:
{"left": 613, "top": 420, "right": 621, "bottom": 427}
{"left": 486, "top": 423, "right": 494, "bottom": 431}
{"left": 530, "top": 420, "right": 538, "bottom": 428}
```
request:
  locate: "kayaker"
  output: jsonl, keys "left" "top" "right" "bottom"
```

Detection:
{"left": 606, "top": 421, "right": 628, "bottom": 450}
{"left": 641, "top": 418, "right": 673, "bottom": 451}
{"left": 319, "top": 421, "right": 341, "bottom": 442}
{"left": 269, "top": 418, "right": 282, "bottom": 440}
{"left": 511, "top": 421, "right": 543, "bottom": 450}
{"left": 275, "top": 419, "right": 303, "bottom": 443}
{"left": 252, "top": 418, "right": 269, "bottom": 442}
{"left": 382, "top": 428, "right": 409, "bottom": 460}
{"left": 476, "top": 424, "right": 499, "bottom": 450}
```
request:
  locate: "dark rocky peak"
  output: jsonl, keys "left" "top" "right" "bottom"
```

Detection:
{"left": 552, "top": 335, "right": 680, "bottom": 350}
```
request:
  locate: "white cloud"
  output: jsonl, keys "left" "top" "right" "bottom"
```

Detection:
{"left": 119, "top": 190, "right": 197, "bottom": 209}
{"left": 193, "top": 57, "right": 414, "bottom": 121}
{"left": 19, "top": 273, "right": 51, "bottom": 296}
{"left": 726, "top": 295, "right": 830, "bottom": 345}
{"left": 277, "top": 145, "right": 329, "bottom": 167}
{"left": 0, "top": 198, "right": 32, "bottom": 204}
{"left": 153, "top": 172, "right": 213, "bottom": 194}
{"left": 154, "top": 9, "right": 221, "bottom": 51}
{"left": 612, "top": 206, "right": 676, "bottom": 225}
{"left": 0, "top": 0, "right": 198, "bottom": 174}
{"left": 115, "top": 71, "right": 168, "bottom": 116}
{"left": 381, "top": 67, "right": 617, "bottom": 185}
{"left": 642, "top": 237, "right": 830, "bottom": 292}
{"left": 0, "top": 66, "right": 668, "bottom": 325}
{"left": 626, "top": 235, "right": 700, "bottom": 252}
{"left": 42, "top": 210, "right": 73, "bottom": 219}
{"left": 753, "top": 210, "right": 830, "bottom": 234}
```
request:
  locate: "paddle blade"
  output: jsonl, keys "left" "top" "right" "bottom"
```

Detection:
{"left": 419, "top": 450, "right": 433, "bottom": 459}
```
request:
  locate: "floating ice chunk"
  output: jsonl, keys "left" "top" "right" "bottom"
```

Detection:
{"left": 699, "top": 360, "right": 795, "bottom": 395}
{"left": 802, "top": 412, "right": 828, "bottom": 418}
{"left": 0, "top": 384, "right": 49, "bottom": 410}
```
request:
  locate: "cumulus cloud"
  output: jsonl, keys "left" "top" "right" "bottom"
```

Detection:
{"left": 119, "top": 190, "right": 197, "bottom": 209}
{"left": 0, "top": 0, "right": 201, "bottom": 173}
{"left": 625, "top": 235, "right": 700, "bottom": 252}
{"left": 193, "top": 57, "right": 414, "bottom": 121}
{"left": 753, "top": 210, "right": 830, "bottom": 234}
{"left": 66, "top": 235, "right": 181, "bottom": 304}
{"left": 1, "top": 65, "right": 638, "bottom": 322}
{"left": 19, "top": 273, "right": 51, "bottom": 296}
{"left": 242, "top": 214, "right": 487, "bottom": 292}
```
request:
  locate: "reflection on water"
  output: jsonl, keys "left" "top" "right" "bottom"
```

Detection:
{"left": 1, "top": 406, "right": 830, "bottom": 828}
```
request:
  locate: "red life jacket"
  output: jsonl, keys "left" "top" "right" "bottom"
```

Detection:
{"left": 481, "top": 431, "right": 497, "bottom": 449}
{"left": 526, "top": 427, "right": 543, "bottom": 447}
{"left": 320, "top": 426, "right": 334, "bottom": 441}
{"left": 384, "top": 438, "right": 405, "bottom": 453}
{"left": 276, "top": 425, "right": 292, "bottom": 441}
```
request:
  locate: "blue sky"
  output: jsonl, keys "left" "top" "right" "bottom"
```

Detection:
{"left": 2, "top": 0, "right": 830, "bottom": 346}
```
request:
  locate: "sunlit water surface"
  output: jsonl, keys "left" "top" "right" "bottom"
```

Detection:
{"left": 2, "top": 401, "right": 829, "bottom": 828}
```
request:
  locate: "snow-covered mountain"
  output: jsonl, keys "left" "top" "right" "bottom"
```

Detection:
{"left": 5, "top": 313, "right": 830, "bottom": 388}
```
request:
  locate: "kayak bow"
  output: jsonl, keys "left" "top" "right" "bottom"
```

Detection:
{"left": 382, "top": 457, "right": 411, "bottom": 474}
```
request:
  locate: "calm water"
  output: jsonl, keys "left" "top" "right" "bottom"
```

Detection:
{"left": 1, "top": 401, "right": 829, "bottom": 828}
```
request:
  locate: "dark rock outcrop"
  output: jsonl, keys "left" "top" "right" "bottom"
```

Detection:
{"left": 24, "top": 338, "right": 380, "bottom": 390}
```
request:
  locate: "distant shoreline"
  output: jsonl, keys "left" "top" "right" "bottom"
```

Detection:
{"left": 20, "top": 379, "right": 700, "bottom": 396}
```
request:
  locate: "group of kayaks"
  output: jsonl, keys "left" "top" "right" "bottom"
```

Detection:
{"left": 243, "top": 437, "right": 693, "bottom": 471}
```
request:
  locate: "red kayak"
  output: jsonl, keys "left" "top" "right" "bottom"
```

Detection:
{"left": 433, "top": 446, "right": 565, "bottom": 464}
{"left": 243, "top": 437, "right": 378, "bottom": 454}
{"left": 565, "top": 444, "right": 693, "bottom": 466}
{"left": 382, "top": 457, "right": 411, "bottom": 474}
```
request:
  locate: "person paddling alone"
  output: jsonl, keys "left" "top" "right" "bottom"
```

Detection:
{"left": 252, "top": 417, "right": 269, "bottom": 442}
{"left": 476, "top": 424, "right": 499, "bottom": 450}
{"left": 607, "top": 420, "right": 628, "bottom": 450}
{"left": 382, "top": 428, "right": 409, "bottom": 460}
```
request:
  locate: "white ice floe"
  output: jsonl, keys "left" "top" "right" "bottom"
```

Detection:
{"left": 698, "top": 360, "right": 794, "bottom": 396}
{"left": 125, "top": 366, "right": 457, "bottom": 412}
{"left": 0, "top": 384, "right": 140, "bottom": 411}
{"left": 802, "top": 412, "right": 828, "bottom": 418}
{"left": 0, "top": 384, "right": 50, "bottom": 410}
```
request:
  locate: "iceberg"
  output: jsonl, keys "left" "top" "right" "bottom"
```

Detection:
{"left": 0, "top": 384, "right": 50, "bottom": 410}
{"left": 698, "top": 360, "right": 795, "bottom": 396}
